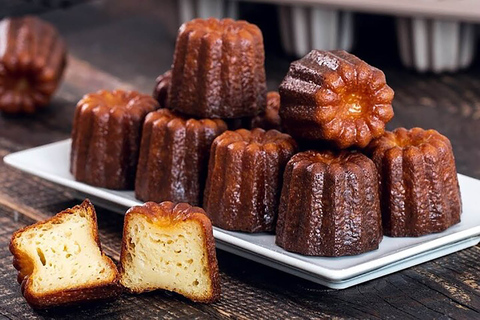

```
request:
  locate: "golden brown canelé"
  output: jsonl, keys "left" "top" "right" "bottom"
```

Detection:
{"left": 71, "top": 90, "right": 159, "bottom": 189}
{"left": 135, "top": 109, "right": 227, "bottom": 206}
{"left": 251, "top": 91, "right": 282, "bottom": 131}
{"left": 204, "top": 128, "right": 297, "bottom": 232}
{"left": 0, "top": 16, "right": 67, "bottom": 114}
{"left": 276, "top": 150, "right": 383, "bottom": 256}
{"left": 169, "top": 18, "right": 267, "bottom": 118}
{"left": 153, "top": 69, "right": 171, "bottom": 108}
{"left": 279, "top": 50, "right": 394, "bottom": 149}
{"left": 368, "top": 127, "right": 462, "bottom": 237}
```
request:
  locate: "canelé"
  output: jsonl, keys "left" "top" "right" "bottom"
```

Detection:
{"left": 70, "top": 90, "right": 158, "bottom": 189}
{"left": 204, "top": 128, "right": 297, "bottom": 232}
{"left": 135, "top": 109, "right": 227, "bottom": 205}
{"left": 276, "top": 150, "right": 383, "bottom": 256}
{"left": 279, "top": 50, "right": 394, "bottom": 148}
{"left": 169, "top": 18, "right": 267, "bottom": 118}
{"left": 0, "top": 16, "right": 67, "bottom": 113}
{"left": 368, "top": 127, "right": 462, "bottom": 237}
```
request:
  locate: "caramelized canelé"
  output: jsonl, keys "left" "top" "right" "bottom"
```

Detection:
{"left": 0, "top": 16, "right": 67, "bottom": 113}
{"left": 71, "top": 90, "right": 159, "bottom": 189}
{"left": 169, "top": 18, "right": 267, "bottom": 118}
{"left": 279, "top": 50, "right": 394, "bottom": 148}
{"left": 204, "top": 128, "right": 297, "bottom": 232}
{"left": 276, "top": 150, "right": 383, "bottom": 256}
{"left": 368, "top": 127, "right": 462, "bottom": 237}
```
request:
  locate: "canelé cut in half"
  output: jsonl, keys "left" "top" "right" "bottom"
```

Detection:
{"left": 0, "top": 16, "right": 67, "bottom": 113}
{"left": 279, "top": 50, "right": 394, "bottom": 148}
{"left": 276, "top": 150, "right": 383, "bottom": 256}
{"left": 204, "top": 128, "right": 297, "bottom": 232}
{"left": 169, "top": 18, "right": 267, "bottom": 118}
{"left": 135, "top": 109, "right": 227, "bottom": 206}
{"left": 10, "top": 200, "right": 120, "bottom": 308}
{"left": 119, "top": 201, "right": 220, "bottom": 303}
{"left": 70, "top": 90, "right": 159, "bottom": 189}
{"left": 368, "top": 127, "right": 462, "bottom": 237}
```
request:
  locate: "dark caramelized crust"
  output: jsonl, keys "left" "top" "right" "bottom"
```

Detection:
{"left": 204, "top": 128, "right": 297, "bottom": 232}
{"left": 251, "top": 91, "right": 282, "bottom": 131}
{"left": 135, "top": 109, "right": 227, "bottom": 205}
{"left": 119, "top": 201, "right": 221, "bottom": 303}
{"left": 368, "top": 127, "right": 462, "bottom": 237}
{"left": 153, "top": 70, "right": 171, "bottom": 108}
{"left": 279, "top": 50, "right": 394, "bottom": 148}
{"left": 70, "top": 90, "right": 159, "bottom": 189}
{"left": 169, "top": 18, "right": 267, "bottom": 118}
{"left": 276, "top": 150, "right": 383, "bottom": 256}
{"left": 0, "top": 16, "right": 67, "bottom": 113}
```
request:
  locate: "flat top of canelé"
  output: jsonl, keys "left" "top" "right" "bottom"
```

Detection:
{"left": 125, "top": 201, "right": 207, "bottom": 228}
{"left": 179, "top": 18, "right": 261, "bottom": 37}
{"left": 291, "top": 149, "right": 369, "bottom": 165}
{"left": 217, "top": 128, "right": 295, "bottom": 146}
{"left": 369, "top": 127, "right": 451, "bottom": 151}
{"left": 144, "top": 108, "right": 227, "bottom": 129}
{"left": 279, "top": 50, "right": 394, "bottom": 148}
{"left": 77, "top": 90, "right": 158, "bottom": 114}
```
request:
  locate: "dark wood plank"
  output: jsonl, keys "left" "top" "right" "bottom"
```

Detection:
{"left": 1, "top": 0, "right": 480, "bottom": 319}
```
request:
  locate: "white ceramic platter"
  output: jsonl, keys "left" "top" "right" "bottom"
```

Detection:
{"left": 5, "top": 139, "right": 480, "bottom": 289}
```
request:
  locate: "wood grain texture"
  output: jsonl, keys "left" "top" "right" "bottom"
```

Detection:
{"left": 0, "top": 0, "right": 480, "bottom": 318}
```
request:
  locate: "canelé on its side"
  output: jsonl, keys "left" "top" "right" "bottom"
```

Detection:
{"left": 279, "top": 50, "right": 394, "bottom": 148}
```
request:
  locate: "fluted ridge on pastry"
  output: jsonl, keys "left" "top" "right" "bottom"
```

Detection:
{"left": 204, "top": 128, "right": 297, "bottom": 232}
{"left": 70, "top": 90, "right": 158, "bottom": 189}
{"left": 276, "top": 150, "right": 383, "bottom": 256}
{"left": 368, "top": 127, "right": 462, "bottom": 237}
{"left": 169, "top": 18, "right": 267, "bottom": 118}
{"left": 135, "top": 109, "right": 227, "bottom": 206}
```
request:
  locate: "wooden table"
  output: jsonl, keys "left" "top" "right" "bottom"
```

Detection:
{"left": 1, "top": 1, "right": 480, "bottom": 318}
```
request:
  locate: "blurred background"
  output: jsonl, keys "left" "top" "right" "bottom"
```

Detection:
{"left": 2, "top": 0, "right": 480, "bottom": 78}
{"left": 0, "top": 0, "right": 479, "bottom": 175}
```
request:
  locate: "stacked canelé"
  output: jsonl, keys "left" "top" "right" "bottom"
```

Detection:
{"left": 138, "top": 17, "right": 290, "bottom": 210}
{"left": 70, "top": 18, "right": 462, "bottom": 259}
{"left": 275, "top": 50, "right": 395, "bottom": 256}
{"left": 275, "top": 50, "right": 461, "bottom": 256}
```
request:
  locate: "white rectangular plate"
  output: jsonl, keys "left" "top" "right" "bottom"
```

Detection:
{"left": 5, "top": 139, "right": 480, "bottom": 289}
